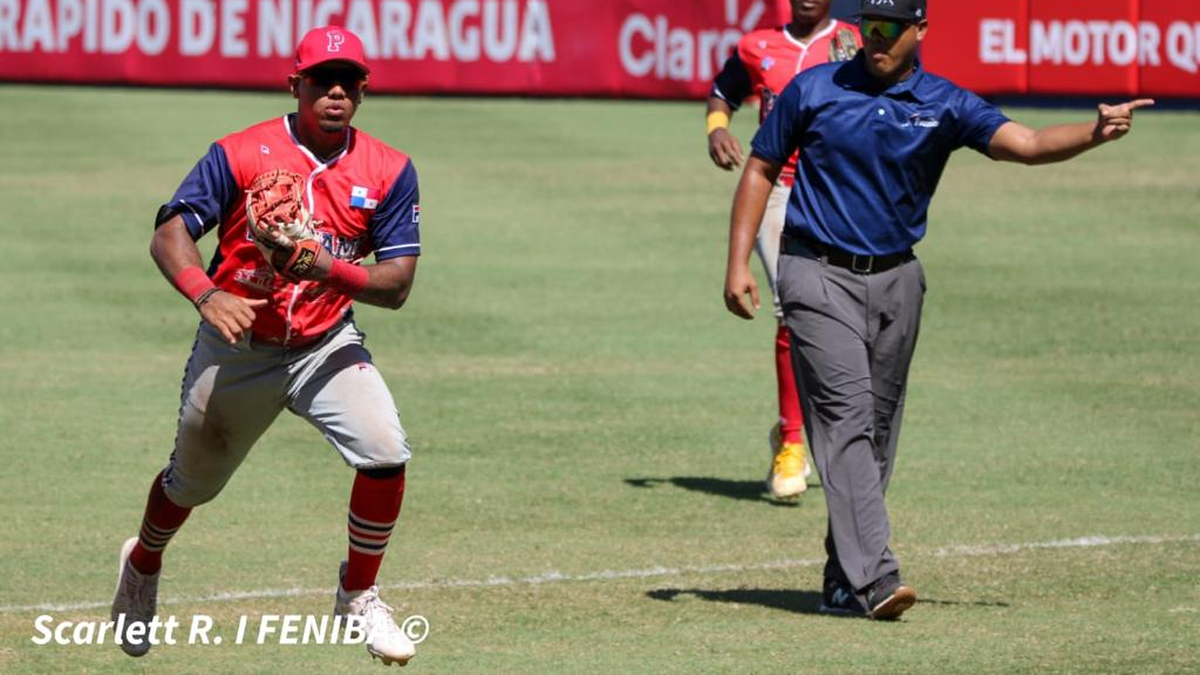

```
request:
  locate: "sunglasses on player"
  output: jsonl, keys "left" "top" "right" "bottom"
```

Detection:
{"left": 302, "top": 66, "right": 367, "bottom": 90}
{"left": 860, "top": 18, "right": 912, "bottom": 40}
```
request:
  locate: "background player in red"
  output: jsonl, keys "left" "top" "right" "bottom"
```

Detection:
{"left": 705, "top": 0, "right": 860, "bottom": 500}
{"left": 110, "top": 27, "right": 422, "bottom": 666}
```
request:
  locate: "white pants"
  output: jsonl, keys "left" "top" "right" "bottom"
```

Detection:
{"left": 755, "top": 181, "right": 790, "bottom": 320}
{"left": 163, "top": 320, "right": 410, "bottom": 507}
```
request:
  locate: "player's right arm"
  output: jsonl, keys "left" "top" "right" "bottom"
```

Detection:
{"left": 150, "top": 216, "right": 267, "bottom": 345}
{"left": 707, "top": 47, "right": 754, "bottom": 170}
{"left": 153, "top": 142, "right": 266, "bottom": 344}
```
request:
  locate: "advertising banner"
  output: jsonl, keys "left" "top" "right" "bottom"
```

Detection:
{"left": 0, "top": 0, "right": 782, "bottom": 96}
{"left": 0, "top": 0, "right": 1196, "bottom": 97}
{"left": 924, "top": 0, "right": 1200, "bottom": 97}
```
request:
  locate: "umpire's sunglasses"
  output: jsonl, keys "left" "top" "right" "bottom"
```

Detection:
{"left": 861, "top": 18, "right": 911, "bottom": 40}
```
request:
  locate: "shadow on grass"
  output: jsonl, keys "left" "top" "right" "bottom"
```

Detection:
{"left": 918, "top": 597, "right": 1011, "bottom": 608}
{"left": 647, "top": 587, "right": 824, "bottom": 615}
{"left": 625, "top": 477, "right": 820, "bottom": 507}
{"left": 647, "top": 588, "right": 1011, "bottom": 615}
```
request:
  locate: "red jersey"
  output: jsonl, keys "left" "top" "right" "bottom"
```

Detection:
{"left": 163, "top": 115, "right": 420, "bottom": 347}
{"left": 712, "top": 21, "right": 861, "bottom": 184}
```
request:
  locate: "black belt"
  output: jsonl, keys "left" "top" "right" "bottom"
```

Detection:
{"left": 781, "top": 234, "right": 914, "bottom": 275}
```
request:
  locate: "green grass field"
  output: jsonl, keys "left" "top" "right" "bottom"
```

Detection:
{"left": 0, "top": 85, "right": 1197, "bottom": 673}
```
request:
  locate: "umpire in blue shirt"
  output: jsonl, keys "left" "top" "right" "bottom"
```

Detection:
{"left": 723, "top": 0, "right": 1152, "bottom": 620}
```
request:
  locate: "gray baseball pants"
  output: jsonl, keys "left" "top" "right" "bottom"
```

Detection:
{"left": 776, "top": 246, "right": 925, "bottom": 598}
{"left": 163, "top": 319, "right": 411, "bottom": 508}
{"left": 754, "top": 181, "right": 791, "bottom": 320}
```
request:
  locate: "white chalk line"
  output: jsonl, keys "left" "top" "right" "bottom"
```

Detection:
{"left": 3, "top": 532, "right": 1197, "bottom": 615}
{"left": 933, "top": 533, "right": 1200, "bottom": 557}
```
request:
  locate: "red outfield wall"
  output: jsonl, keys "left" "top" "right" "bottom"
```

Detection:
{"left": 0, "top": 0, "right": 1196, "bottom": 97}
{"left": 922, "top": 0, "right": 1200, "bottom": 98}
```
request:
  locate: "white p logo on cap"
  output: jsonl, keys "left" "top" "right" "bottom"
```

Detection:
{"left": 326, "top": 31, "right": 344, "bottom": 52}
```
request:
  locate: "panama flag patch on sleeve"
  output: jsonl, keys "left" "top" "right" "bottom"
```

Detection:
{"left": 349, "top": 185, "right": 381, "bottom": 210}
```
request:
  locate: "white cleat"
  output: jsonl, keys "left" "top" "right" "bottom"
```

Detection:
{"left": 335, "top": 563, "right": 415, "bottom": 667}
{"left": 110, "top": 537, "right": 159, "bottom": 658}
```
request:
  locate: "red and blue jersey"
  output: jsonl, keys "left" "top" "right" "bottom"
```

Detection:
{"left": 163, "top": 115, "right": 420, "bottom": 346}
{"left": 712, "top": 21, "right": 861, "bottom": 184}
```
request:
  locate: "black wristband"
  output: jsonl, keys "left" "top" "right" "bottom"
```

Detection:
{"left": 194, "top": 287, "right": 222, "bottom": 308}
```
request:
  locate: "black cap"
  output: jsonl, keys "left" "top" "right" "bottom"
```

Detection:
{"left": 857, "top": 0, "right": 926, "bottom": 22}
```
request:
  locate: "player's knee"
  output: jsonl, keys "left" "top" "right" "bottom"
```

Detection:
{"left": 163, "top": 477, "right": 226, "bottom": 508}
{"left": 162, "top": 461, "right": 232, "bottom": 507}
{"left": 345, "top": 426, "right": 411, "bottom": 467}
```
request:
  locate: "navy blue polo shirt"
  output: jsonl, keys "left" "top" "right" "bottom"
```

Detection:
{"left": 752, "top": 54, "right": 1010, "bottom": 256}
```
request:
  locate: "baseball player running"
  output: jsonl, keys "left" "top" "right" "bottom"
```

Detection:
{"left": 110, "top": 27, "right": 422, "bottom": 666}
{"left": 706, "top": 0, "right": 860, "bottom": 500}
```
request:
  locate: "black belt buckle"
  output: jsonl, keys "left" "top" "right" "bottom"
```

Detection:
{"left": 850, "top": 254, "right": 874, "bottom": 274}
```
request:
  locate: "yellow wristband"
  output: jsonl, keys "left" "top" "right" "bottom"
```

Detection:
{"left": 706, "top": 111, "right": 730, "bottom": 135}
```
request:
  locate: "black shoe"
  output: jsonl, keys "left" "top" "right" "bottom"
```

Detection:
{"left": 866, "top": 573, "right": 917, "bottom": 620}
{"left": 818, "top": 577, "right": 867, "bottom": 617}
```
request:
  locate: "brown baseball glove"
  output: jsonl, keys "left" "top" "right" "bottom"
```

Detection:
{"left": 245, "top": 169, "right": 321, "bottom": 281}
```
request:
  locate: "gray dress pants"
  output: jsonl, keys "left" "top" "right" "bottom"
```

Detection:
{"left": 777, "top": 248, "right": 925, "bottom": 599}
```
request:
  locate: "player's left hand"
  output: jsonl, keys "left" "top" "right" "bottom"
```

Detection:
{"left": 1095, "top": 99, "right": 1155, "bottom": 141}
{"left": 269, "top": 239, "right": 330, "bottom": 282}
{"left": 246, "top": 169, "right": 319, "bottom": 265}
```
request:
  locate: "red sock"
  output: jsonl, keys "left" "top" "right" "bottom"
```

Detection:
{"left": 775, "top": 324, "right": 805, "bottom": 444}
{"left": 343, "top": 466, "right": 406, "bottom": 592}
{"left": 129, "top": 471, "right": 193, "bottom": 575}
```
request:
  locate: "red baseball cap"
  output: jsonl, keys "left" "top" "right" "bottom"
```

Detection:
{"left": 294, "top": 26, "right": 370, "bottom": 74}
